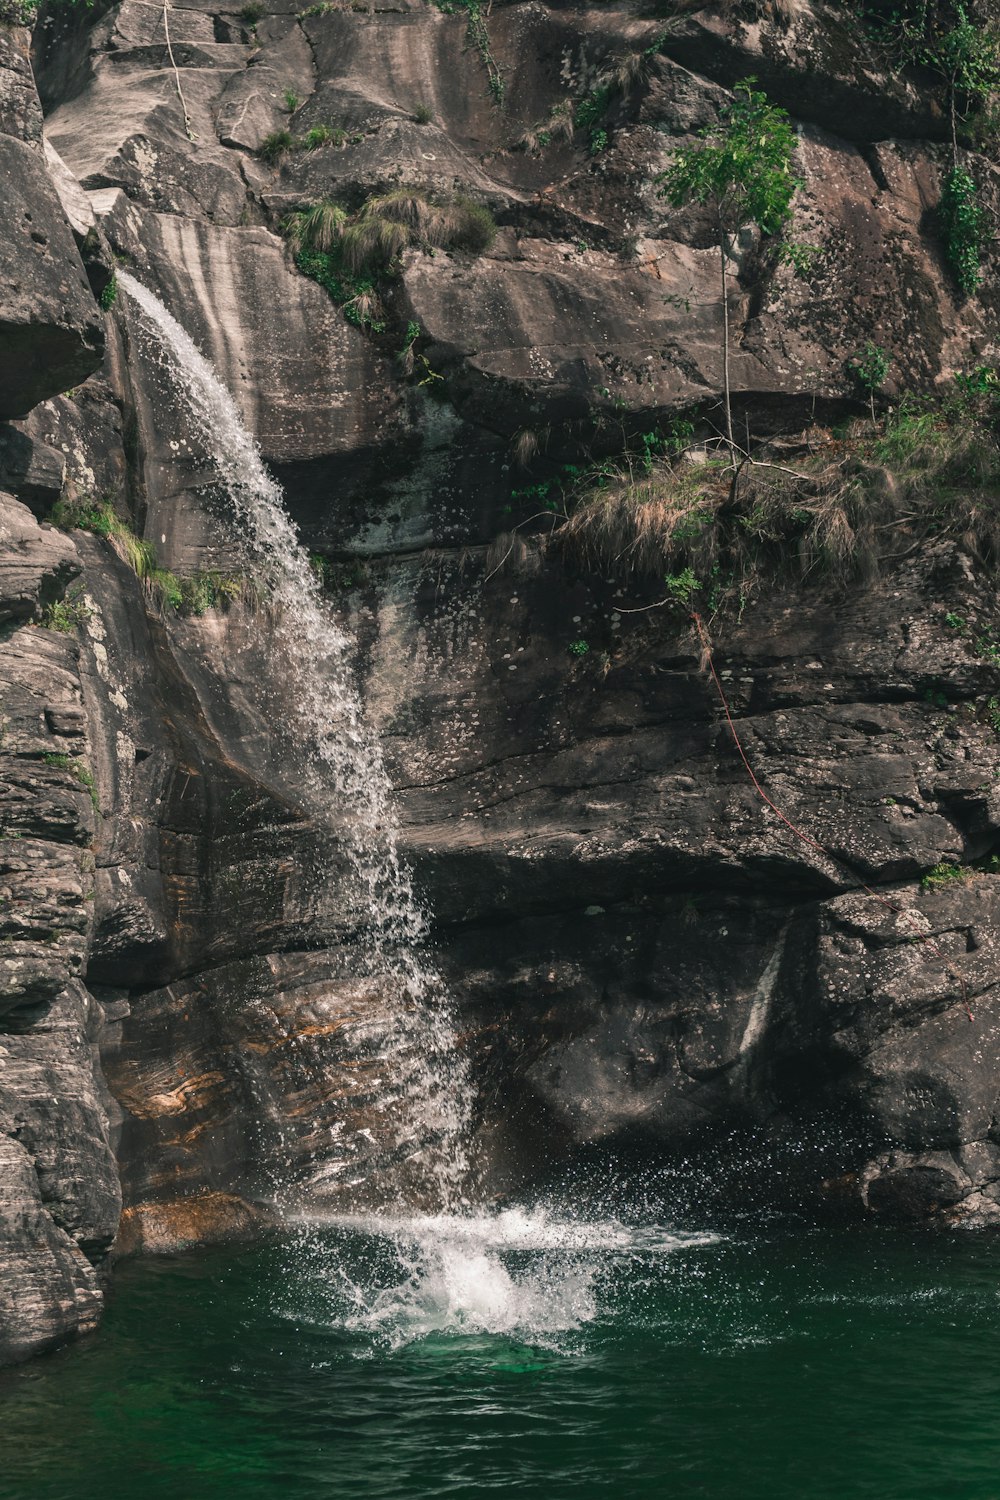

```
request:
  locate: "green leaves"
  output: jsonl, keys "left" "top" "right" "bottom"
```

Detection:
{"left": 849, "top": 341, "right": 890, "bottom": 394}
{"left": 927, "top": 6, "right": 1000, "bottom": 106}
{"left": 940, "top": 164, "right": 984, "bottom": 296}
{"left": 656, "top": 79, "right": 801, "bottom": 239}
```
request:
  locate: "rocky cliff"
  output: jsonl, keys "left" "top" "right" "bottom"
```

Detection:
{"left": 2, "top": 0, "right": 1000, "bottom": 1363}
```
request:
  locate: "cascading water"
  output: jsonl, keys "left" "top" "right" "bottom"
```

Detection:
{"left": 116, "top": 272, "right": 711, "bottom": 1351}
{"left": 118, "top": 269, "right": 473, "bottom": 1212}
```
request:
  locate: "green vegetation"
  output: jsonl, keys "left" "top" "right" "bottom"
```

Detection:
{"left": 240, "top": 1, "right": 266, "bottom": 21}
{"left": 310, "top": 555, "right": 369, "bottom": 592}
{"left": 552, "top": 375, "right": 1000, "bottom": 617}
{"left": 284, "top": 188, "right": 496, "bottom": 331}
{"left": 664, "top": 567, "right": 701, "bottom": 606}
{"left": 99, "top": 274, "right": 118, "bottom": 312}
{"left": 284, "top": 89, "right": 299, "bottom": 113}
{"left": 50, "top": 497, "right": 249, "bottom": 616}
{"left": 1, "top": 0, "right": 103, "bottom": 21}
{"left": 42, "top": 754, "right": 100, "bottom": 812}
{"left": 413, "top": 103, "right": 434, "bottom": 125}
{"left": 568, "top": 638, "right": 590, "bottom": 657}
{"left": 0, "top": 0, "right": 37, "bottom": 23}
{"left": 259, "top": 129, "right": 295, "bottom": 162}
{"left": 39, "top": 585, "right": 90, "bottom": 633}
{"left": 576, "top": 82, "right": 616, "bottom": 154}
{"left": 72, "top": 762, "right": 100, "bottom": 814}
{"left": 397, "top": 320, "right": 422, "bottom": 374}
{"left": 303, "top": 123, "right": 345, "bottom": 148}
{"left": 848, "top": 341, "right": 890, "bottom": 423}
{"left": 513, "top": 37, "right": 670, "bottom": 157}
{"left": 258, "top": 121, "right": 352, "bottom": 162}
{"left": 658, "top": 80, "right": 803, "bottom": 464}
{"left": 925, "top": 4, "right": 1000, "bottom": 154}
{"left": 861, "top": 3, "right": 998, "bottom": 299}
{"left": 921, "top": 861, "right": 968, "bottom": 889}
{"left": 940, "top": 165, "right": 984, "bottom": 296}
{"left": 431, "top": 0, "right": 504, "bottom": 107}
{"left": 943, "top": 607, "right": 1000, "bottom": 664}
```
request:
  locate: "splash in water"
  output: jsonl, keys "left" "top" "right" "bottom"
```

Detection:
{"left": 115, "top": 276, "right": 718, "bottom": 1355}
{"left": 281, "top": 1202, "right": 720, "bottom": 1353}
{"left": 117, "top": 271, "right": 474, "bottom": 1209}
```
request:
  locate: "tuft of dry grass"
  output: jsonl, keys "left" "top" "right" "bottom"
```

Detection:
{"left": 606, "top": 49, "right": 650, "bottom": 96}
{"left": 560, "top": 465, "right": 726, "bottom": 578}
{"left": 283, "top": 199, "right": 348, "bottom": 253}
{"left": 285, "top": 188, "right": 496, "bottom": 274}
{"left": 512, "top": 429, "right": 540, "bottom": 468}
{"left": 554, "top": 397, "right": 1000, "bottom": 611}
{"left": 484, "top": 531, "right": 542, "bottom": 579}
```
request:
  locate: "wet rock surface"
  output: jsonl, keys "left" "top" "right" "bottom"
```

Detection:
{"left": 2, "top": 0, "right": 1000, "bottom": 1363}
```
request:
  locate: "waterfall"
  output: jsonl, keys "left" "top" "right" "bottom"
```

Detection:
{"left": 112, "top": 273, "right": 718, "bottom": 1353}
{"left": 116, "top": 271, "right": 474, "bottom": 1211}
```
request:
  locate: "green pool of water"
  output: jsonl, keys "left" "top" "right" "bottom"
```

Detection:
{"left": 2, "top": 1203, "right": 999, "bottom": 1500}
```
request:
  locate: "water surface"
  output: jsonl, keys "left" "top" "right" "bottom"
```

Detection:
{"left": 3, "top": 1190, "right": 999, "bottom": 1500}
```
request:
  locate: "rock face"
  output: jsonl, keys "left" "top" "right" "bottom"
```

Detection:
{"left": 0, "top": 27, "right": 103, "bottom": 418}
{"left": 0, "top": 494, "right": 120, "bottom": 1364}
{"left": 2, "top": 0, "right": 1000, "bottom": 1361}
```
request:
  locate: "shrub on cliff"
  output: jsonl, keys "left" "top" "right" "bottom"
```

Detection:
{"left": 657, "top": 81, "right": 804, "bottom": 467}
{"left": 554, "top": 382, "right": 1000, "bottom": 610}
{"left": 283, "top": 188, "right": 496, "bottom": 329}
{"left": 940, "top": 164, "right": 985, "bottom": 296}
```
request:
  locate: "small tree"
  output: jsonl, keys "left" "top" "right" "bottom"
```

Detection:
{"left": 849, "top": 340, "right": 890, "bottom": 425}
{"left": 657, "top": 80, "right": 802, "bottom": 465}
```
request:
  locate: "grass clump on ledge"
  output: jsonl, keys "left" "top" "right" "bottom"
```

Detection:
{"left": 258, "top": 123, "right": 351, "bottom": 163}
{"left": 549, "top": 380, "right": 1000, "bottom": 618}
{"left": 259, "top": 129, "right": 295, "bottom": 163}
{"left": 39, "top": 584, "right": 91, "bottom": 633}
{"left": 283, "top": 188, "right": 496, "bottom": 329}
{"left": 50, "top": 497, "right": 251, "bottom": 616}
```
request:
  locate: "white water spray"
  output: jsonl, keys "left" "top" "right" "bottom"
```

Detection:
{"left": 116, "top": 274, "right": 718, "bottom": 1350}
{"left": 118, "top": 271, "right": 474, "bottom": 1208}
{"left": 282, "top": 1205, "right": 720, "bottom": 1352}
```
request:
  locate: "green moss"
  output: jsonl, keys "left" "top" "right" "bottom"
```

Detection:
{"left": 49, "top": 497, "right": 249, "bottom": 617}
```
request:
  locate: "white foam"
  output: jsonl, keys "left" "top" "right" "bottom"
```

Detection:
{"left": 283, "top": 1204, "right": 720, "bottom": 1351}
